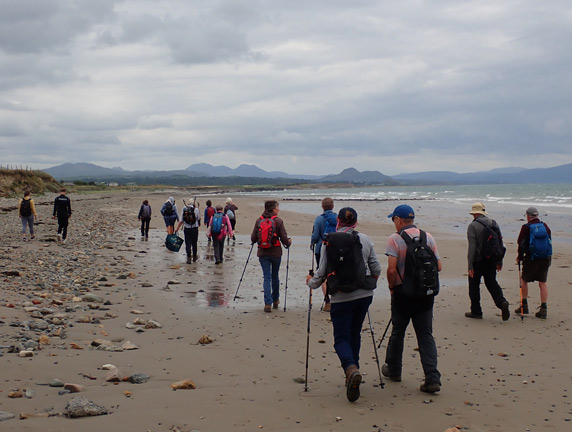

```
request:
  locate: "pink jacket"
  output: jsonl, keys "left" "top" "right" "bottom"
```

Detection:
{"left": 207, "top": 213, "right": 234, "bottom": 240}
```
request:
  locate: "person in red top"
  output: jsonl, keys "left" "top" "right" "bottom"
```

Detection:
{"left": 250, "top": 200, "right": 291, "bottom": 312}
{"left": 515, "top": 207, "right": 552, "bottom": 319}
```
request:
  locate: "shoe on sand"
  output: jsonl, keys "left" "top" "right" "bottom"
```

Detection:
{"left": 535, "top": 306, "right": 547, "bottom": 319}
{"left": 345, "top": 365, "right": 362, "bottom": 402}
{"left": 264, "top": 304, "right": 272, "bottom": 313}
{"left": 465, "top": 312, "right": 483, "bottom": 319}
{"left": 501, "top": 301, "right": 510, "bottom": 321}
{"left": 273, "top": 300, "right": 279, "bottom": 309}
{"left": 381, "top": 363, "right": 401, "bottom": 382}
{"left": 515, "top": 303, "right": 529, "bottom": 314}
{"left": 420, "top": 382, "right": 441, "bottom": 393}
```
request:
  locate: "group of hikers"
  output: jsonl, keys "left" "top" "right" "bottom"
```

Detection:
{"left": 136, "top": 194, "right": 553, "bottom": 403}
{"left": 17, "top": 188, "right": 73, "bottom": 243}
{"left": 17, "top": 189, "right": 553, "bottom": 403}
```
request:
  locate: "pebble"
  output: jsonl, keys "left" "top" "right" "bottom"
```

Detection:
{"left": 128, "top": 373, "right": 150, "bottom": 384}
{"left": 49, "top": 378, "right": 65, "bottom": 387}
{"left": 64, "top": 383, "right": 85, "bottom": 393}
{"left": 64, "top": 396, "right": 108, "bottom": 418}
{"left": 0, "top": 411, "right": 16, "bottom": 422}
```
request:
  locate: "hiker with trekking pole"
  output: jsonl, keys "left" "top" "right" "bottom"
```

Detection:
{"left": 306, "top": 207, "right": 381, "bottom": 402}
{"left": 250, "top": 200, "right": 292, "bottom": 313}
{"left": 382, "top": 204, "right": 442, "bottom": 394}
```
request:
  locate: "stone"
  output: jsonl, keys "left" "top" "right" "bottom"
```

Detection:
{"left": 18, "top": 350, "right": 34, "bottom": 358}
{"left": 24, "top": 388, "right": 35, "bottom": 398}
{"left": 64, "top": 383, "right": 85, "bottom": 393}
{"left": 105, "top": 366, "right": 123, "bottom": 382}
{"left": 127, "top": 373, "right": 150, "bottom": 384}
{"left": 0, "top": 411, "right": 16, "bottom": 421}
{"left": 121, "top": 341, "right": 139, "bottom": 350}
{"left": 170, "top": 379, "right": 196, "bottom": 390}
{"left": 8, "top": 391, "right": 23, "bottom": 398}
{"left": 198, "top": 335, "right": 213, "bottom": 345}
{"left": 81, "top": 294, "right": 104, "bottom": 303}
{"left": 49, "top": 378, "right": 65, "bottom": 387}
{"left": 64, "top": 396, "right": 108, "bottom": 418}
{"left": 145, "top": 319, "right": 162, "bottom": 329}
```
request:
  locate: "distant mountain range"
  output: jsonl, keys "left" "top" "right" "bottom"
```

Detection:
{"left": 43, "top": 162, "right": 572, "bottom": 185}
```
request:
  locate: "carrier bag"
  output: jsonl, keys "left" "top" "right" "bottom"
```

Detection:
{"left": 165, "top": 234, "right": 184, "bottom": 252}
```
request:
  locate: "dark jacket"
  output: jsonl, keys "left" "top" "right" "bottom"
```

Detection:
{"left": 517, "top": 218, "right": 551, "bottom": 261}
{"left": 53, "top": 195, "right": 72, "bottom": 218}
{"left": 251, "top": 211, "right": 290, "bottom": 258}
{"left": 467, "top": 215, "right": 503, "bottom": 269}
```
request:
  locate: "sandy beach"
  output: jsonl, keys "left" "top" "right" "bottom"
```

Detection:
{"left": 0, "top": 189, "right": 571, "bottom": 432}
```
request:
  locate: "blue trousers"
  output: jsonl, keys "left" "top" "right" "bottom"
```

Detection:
{"left": 330, "top": 296, "right": 373, "bottom": 371}
{"left": 385, "top": 289, "right": 441, "bottom": 385}
{"left": 259, "top": 256, "right": 281, "bottom": 305}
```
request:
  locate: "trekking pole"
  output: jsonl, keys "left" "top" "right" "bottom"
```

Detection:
{"left": 233, "top": 243, "right": 254, "bottom": 301}
{"left": 304, "top": 267, "right": 314, "bottom": 391}
{"left": 377, "top": 319, "right": 392, "bottom": 349}
{"left": 283, "top": 247, "right": 291, "bottom": 312}
{"left": 518, "top": 260, "right": 524, "bottom": 322}
{"left": 367, "top": 311, "right": 384, "bottom": 389}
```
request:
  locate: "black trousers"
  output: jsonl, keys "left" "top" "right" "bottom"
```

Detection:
{"left": 57, "top": 216, "right": 69, "bottom": 239}
{"left": 184, "top": 227, "right": 199, "bottom": 258}
{"left": 468, "top": 260, "right": 507, "bottom": 315}
{"left": 385, "top": 288, "right": 441, "bottom": 385}
{"left": 140, "top": 218, "right": 150, "bottom": 237}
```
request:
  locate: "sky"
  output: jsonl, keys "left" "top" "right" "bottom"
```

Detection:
{"left": 1, "top": 0, "right": 571, "bottom": 176}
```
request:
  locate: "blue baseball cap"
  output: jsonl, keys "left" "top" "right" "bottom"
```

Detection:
{"left": 388, "top": 204, "right": 415, "bottom": 219}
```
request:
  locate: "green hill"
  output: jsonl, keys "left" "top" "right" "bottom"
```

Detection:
{"left": 0, "top": 168, "right": 61, "bottom": 197}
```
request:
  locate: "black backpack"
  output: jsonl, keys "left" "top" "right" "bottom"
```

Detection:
{"left": 324, "top": 231, "right": 376, "bottom": 295}
{"left": 20, "top": 199, "right": 32, "bottom": 217}
{"left": 163, "top": 201, "right": 174, "bottom": 217}
{"left": 183, "top": 207, "right": 196, "bottom": 225}
{"left": 400, "top": 230, "right": 439, "bottom": 298}
{"left": 476, "top": 219, "right": 506, "bottom": 262}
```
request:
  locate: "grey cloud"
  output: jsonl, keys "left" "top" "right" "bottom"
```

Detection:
{"left": 0, "top": 0, "right": 118, "bottom": 54}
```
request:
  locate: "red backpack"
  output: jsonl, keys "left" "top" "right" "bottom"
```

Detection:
{"left": 257, "top": 215, "right": 279, "bottom": 248}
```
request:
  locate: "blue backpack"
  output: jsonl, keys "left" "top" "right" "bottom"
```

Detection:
{"left": 528, "top": 222, "right": 552, "bottom": 260}
{"left": 322, "top": 212, "right": 338, "bottom": 238}
{"left": 211, "top": 213, "right": 223, "bottom": 235}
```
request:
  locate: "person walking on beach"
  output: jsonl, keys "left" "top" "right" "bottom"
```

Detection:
{"left": 160, "top": 197, "right": 179, "bottom": 235}
{"left": 53, "top": 188, "right": 72, "bottom": 244}
{"left": 515, "top": 207, "right": 552, "bottom": 319}
{"left": 251, "top": 200, "right": 292, "bottom": 312}
{"left": 204, "top": 200, "right": 215, "bottom": 242}
{"left": 465, "top": 202, "right": 510, "bottom": 321}
{"left": 310, "top": 197, "right": 338, "bottom": 312}
{"left": 18, "top": 189, "right": 37, "bottom": 241}
{"left": 224, "top": 197, "right": 238, "bottom": 241}
{"left": 138, "top": 199, "right": 152, "bottom": 239}
{"left": 382, "top": 204, "right": 442, "bottom": 394}
{"left": 207, "top": 204, "right": 233, "bottom": 264}
{"left": 177, "top": 200, "right": 201, "bottom": 264}
{"left": 306, "top": 207, "right": 380, "bottom": 402}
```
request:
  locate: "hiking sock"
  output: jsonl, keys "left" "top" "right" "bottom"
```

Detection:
{"left": 541, "top": 303, "right": 547, "bottom": 309}
{"left": 522, "top": 299, "right": 528, "bottom": 305}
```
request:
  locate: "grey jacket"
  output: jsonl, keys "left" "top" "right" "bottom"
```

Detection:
{"left": 467, "top": 215, "right": 503, "bottom": 270}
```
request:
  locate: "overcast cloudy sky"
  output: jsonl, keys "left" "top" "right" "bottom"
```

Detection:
{"left": 1, "top": 0, "right": 571, "bottom": 175}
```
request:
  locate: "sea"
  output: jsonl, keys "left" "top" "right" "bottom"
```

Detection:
{"left": 234, "top": 183, "right": 572, "bottom": 242}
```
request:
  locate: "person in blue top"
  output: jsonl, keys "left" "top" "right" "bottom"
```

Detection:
{"left": 310, "top": 197, "right": 338, "bottom": 312}
{"left": 160, "top": 197, "right": 180, "bottom": 235}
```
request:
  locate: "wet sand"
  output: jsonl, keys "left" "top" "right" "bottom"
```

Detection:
{"left": 0, "top": 190, "right": 571, "bottom": 431}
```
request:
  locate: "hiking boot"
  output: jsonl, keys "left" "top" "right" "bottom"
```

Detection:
{"left": 535, "top": 306, "right": 547, "bottom": 319}
{"left": 465, "top": 312, "right": 483, "bottom": 319}
{"left": 186, "top": 256, "right": 192, "bottom": 264}
{"left": 193, "top": 255, "right": 198, "bottom": 262}
{"left": 381, "top": 364, "right": 401, "bottom": 382}
{"left": 501, "top": 301, "right": 510, "bottom": 321}
{"left": 30, "top": 235, "right": 35, "bottom": 240}
{"left": 420, "top": 381, "right": 441, "bottom": 393}
{"left": 264, "top": 304, "right": 272, "bottom": 313}
{"left": 57, "top": 233, "right": 62, "bottom": 242}
{"left": 515, "top": 303, "right": 529, "bottom": 314}
{"left": 273, "top": 300, "right": 279, "bottom": 309}
{"left": 345, "top": 365, "right": 362, "bottom": 402}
